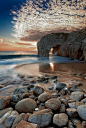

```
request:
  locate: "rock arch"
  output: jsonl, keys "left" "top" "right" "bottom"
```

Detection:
{"left": 37, "top": 33, "right": 68, "bottom": 57}
{"left": 37, "top": 28, "right": 86, "bottom": 61}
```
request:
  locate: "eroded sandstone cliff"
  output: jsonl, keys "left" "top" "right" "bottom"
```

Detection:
{"left": 37, "top": 28, "right": 86, "bottom": 61}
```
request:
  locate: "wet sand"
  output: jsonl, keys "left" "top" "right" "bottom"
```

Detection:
{"left": 0, "top": 62, "right": 86, "bottom": 96}
{"left": 14, "top": 62, "right": 86, "bottom": 89}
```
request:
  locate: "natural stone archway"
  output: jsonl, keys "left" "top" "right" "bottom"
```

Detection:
{"left": 37, "top": 28, "right": 86, "bottom": 61}
{"left": 37, "top": 33, "right": 68, "bottom": 57}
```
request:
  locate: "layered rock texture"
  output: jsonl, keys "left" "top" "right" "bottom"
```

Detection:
{"left": 37, "top": 28, "right": 86, "bottom": 61}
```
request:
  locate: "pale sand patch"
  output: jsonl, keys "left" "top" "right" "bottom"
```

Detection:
{"left": 14, "top": 63, "right": 42, "bottom": 77}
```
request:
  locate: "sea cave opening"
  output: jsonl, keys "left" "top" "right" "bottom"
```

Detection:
{"left": 49, "top": 48, "right": 54, "bottom": 55}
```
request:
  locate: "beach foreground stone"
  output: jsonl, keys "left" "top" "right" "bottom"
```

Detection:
{"left": 0, "top": 107, "right": 13, "bottom": 118}
{"left": 68, "top": 101, "right": 84, "bottom": 109}
{"left": 45, "top": 98, "right": 61, "bottom": 110}
{"left": 1, "top": 73, "right": 86, "bottom": 128}
{"left": 13, "top": 87, "right": 28, "bottom": 95}
{"left": 70, "top": 91, "right": 84, "bottom": 101}
{"left": 77, "top": 105, "right": 86, "bottom": 120}
{"left": 60, "top": 104, "right": 66, "bottom": 113}
{"left": 66, "top": 108, "right": 78, "bottom": 117}
{"left": 12, "top": 113, "right": 29, "bottom": 128}
{"left": 33, "top": 86, "right": 44, "bottom": 95}
{"left": 82, "top": 121, "right": 86, "bottom": 128}
{"left": 28, "top": 109, "right": 53, "bottom": 128}
{"left": 81, "top": 98, "right": 86, "bottom": 103}
{"left": 56, "top": 83, "right": 66, "bottom": 90}
{"left": 0, "top": 85, "right": 5, "bottom": 89}
{"left": 38, "top": 92, "right": 51, "bottom": 102}
{"left": 0, "top": 110, "right": 19, "bottom": 128}
{"left": 53, "top": 113, "right": 68, "bottom": 127}
{"left": 16, "top": 120, "right": 38, "bottom": 128}
{"left": 15, "top": 98, "right": 37, "bottom": 113}
{"left": 0, "top": 96, "right": 11, "bottom": 109}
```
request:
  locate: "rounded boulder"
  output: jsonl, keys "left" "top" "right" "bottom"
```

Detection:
{"left": 66, "top": 108, "right": 78, "bottom": 117}
{"left": 38, "top": 92, "right": 51, "bottom": 102}
{"left": 33, "top": 86, "right": 44, "bottom": 96}
{"left": 28, "top": 109, "right": 53, "bottom": 128}
{"left": 15, "top": 98, "right": 37, "bottom": 113}
{"left": 56, "top": 83, "right": 66, "bottom": 90}
{"left": 45, "top": 98, "right": 61, "bottom": 110}
{"left": 53, "top": 113, "right": 68, "bottom": 127}
{"left": 77, "top": 105, "right": 86, "bottom": 120}
{"left": 70, "top": 91, "right": 84, "bottom": 101}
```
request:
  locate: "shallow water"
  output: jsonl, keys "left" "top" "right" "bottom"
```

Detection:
{"left": 0, "top": 51, "right": 80, "bottom": 67}
{"left": 0, "top": 52, "right": 80, "bottom": 79}
{"left": 0, "top": 51, "right": 83, "bottom": 95}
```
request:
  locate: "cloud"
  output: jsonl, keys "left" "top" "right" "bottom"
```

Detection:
{"left": 12, "top": 0, "right": 86, "bottom": 41}
{"left": 0, "top": 39, "right": 3, "bottom": 43}
{"left": 0, "top": 39, "right": 36, "bottom": 48}
{"left": 14, "top": 41, "right": 36, "bottom": 48}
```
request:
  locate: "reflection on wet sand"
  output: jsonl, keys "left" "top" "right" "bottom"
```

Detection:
{"left": 39, "top": 63, "right": 55, "bottom": 73}
{"left": 49, "top": 63, "right": 54, "bottom": 71}
{"left": 1, "top": 62, "right": 86, "bottom": 96}
{"left": 14, "top": 62, "right": 86, "bottom": 89}
{"left": 39, "top": 62, "right": 86, "bottom": 75}
{"left": 39, "top": 62, "right": 86, "bottom": 89}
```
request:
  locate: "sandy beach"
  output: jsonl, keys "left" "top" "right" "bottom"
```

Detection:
{"left": 0, "top": 62, "right": 86, "bottom": 127}
{"left": 0, "top": 62, "right": 86, "bottom": 97}
{"left": 14, "top": 62, "right": 86, "bottom": 89}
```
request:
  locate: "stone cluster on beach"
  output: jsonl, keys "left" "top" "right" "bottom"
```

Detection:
{"left": 37, "top": 28, "right": 86, "bottom": 61}
{"left": 0, "top": 74, "right": 86, "bottom": 128}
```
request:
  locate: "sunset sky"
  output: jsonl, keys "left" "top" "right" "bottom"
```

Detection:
{"left": 0, "top": 0, "right": 37, "bottom": 51}
{"left": 0, "top": 0, "right": 86, "bottom": 51}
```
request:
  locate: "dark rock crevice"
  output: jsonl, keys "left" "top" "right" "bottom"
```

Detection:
{"left": 52, "top": 45, "right": 61, "bottom": 55}
{"left": 77, "top": 48, "right": 83, "bottom": 60}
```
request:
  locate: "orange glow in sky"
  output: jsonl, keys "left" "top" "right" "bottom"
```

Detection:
{"left": 0, "top": 0, "right": 86, "bottom": 51}
{"left": 0, "top": 37, "right": 37, "bottom": 51}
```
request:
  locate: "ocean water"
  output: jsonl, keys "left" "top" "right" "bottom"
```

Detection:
{"left": 0, "top": 51, "right": 81, "bottom": 86}
{"left": 0, "top": 51, "right": 80, "bottom": 64}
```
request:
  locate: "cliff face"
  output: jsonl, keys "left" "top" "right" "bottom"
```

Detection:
{"left": 37, "top": 28, "right": 86, "bottom": 61}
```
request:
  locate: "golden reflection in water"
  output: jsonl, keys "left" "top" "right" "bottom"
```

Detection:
{"left": 49, "top": 62, "right": 54, "bottom": 71}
